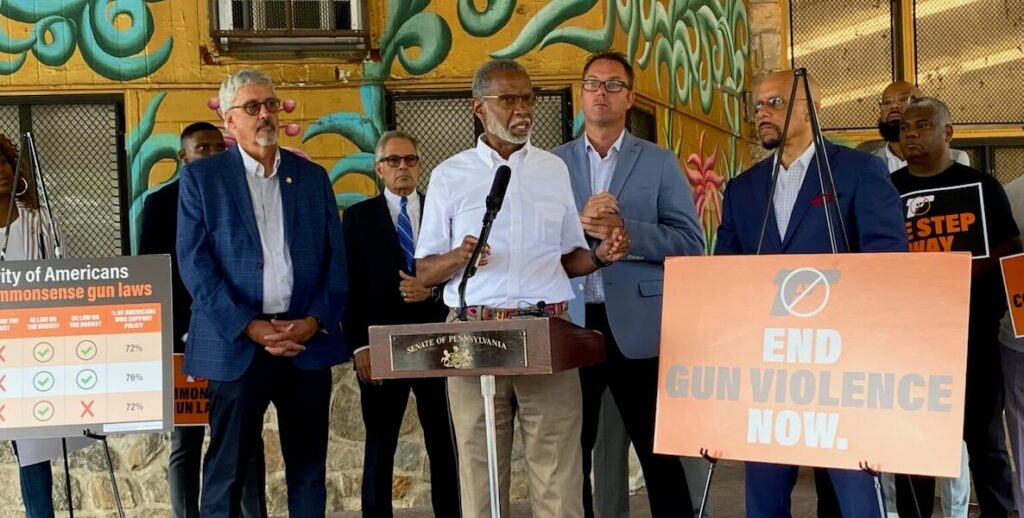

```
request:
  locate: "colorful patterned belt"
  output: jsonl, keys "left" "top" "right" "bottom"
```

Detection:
{"left": 458, "top": 301, "right": 568, "bottom": 321}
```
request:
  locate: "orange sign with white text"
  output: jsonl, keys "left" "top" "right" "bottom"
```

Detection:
{"left": 1000, "top": 252, "right": 1024, "bottom": 338}
{"left": 173, "top": 354, "right": 209, "bottom": 426}
{"left": 654, "top": 253, "right": 970, "bottom": 477}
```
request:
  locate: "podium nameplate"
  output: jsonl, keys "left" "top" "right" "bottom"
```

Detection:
{"left": 390, "top": 329, "right": 528, "bottom": 371}
{"left": 369, "top": 317, "right": 605, "bottom": 379}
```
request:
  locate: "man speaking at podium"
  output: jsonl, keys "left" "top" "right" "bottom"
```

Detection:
{"left": 714, "top": 70, "right": 908, "bottom": 516}
{"left": 415, "top": 59, "right": 628, "bottom": 518}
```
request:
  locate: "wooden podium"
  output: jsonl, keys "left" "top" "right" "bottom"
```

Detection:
{"left": 368, "top": 316, "right": 605, "bottom": 379}
{"left": 368, "top": 316, "right": 605, "bottom": 518}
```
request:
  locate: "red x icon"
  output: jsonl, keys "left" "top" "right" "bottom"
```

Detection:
{"left": 0, "top": 374, "right": 6, "bottom": 392}
{"left": 80, "top": 400, "right": 95, "bottom": 418}
{"left": 0, "top": 404, "right": 5, "bottom": 422}
{"left": 0, "top": 345, "right": 6, "bottom": 362}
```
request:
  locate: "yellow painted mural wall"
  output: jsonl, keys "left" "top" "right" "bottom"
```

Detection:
{"left": 0, "top": 0, "right": 754, "bottom": 254}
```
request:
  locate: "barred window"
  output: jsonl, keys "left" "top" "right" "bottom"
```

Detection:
{"left": 0, "top": 97, "right": 128, "bottom": 257}
{"left": 211, "top": 0, "right": 367, "bottom": 53}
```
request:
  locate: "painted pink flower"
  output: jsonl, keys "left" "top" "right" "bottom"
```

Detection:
{"left": 684, "top": 131, "right": 725, "bottom": 230}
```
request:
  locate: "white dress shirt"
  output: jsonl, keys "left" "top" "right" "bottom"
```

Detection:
{"left": 383, "top": 187, "right": 421, "bottom": 240}
{"left": 416, "top": 137, "right": 589, "bottom": 308}
{"left": 238, "top": 145, "right": 293, "bottom": 314}
{"left": 583, "top": 130, "right": 625, "bottom": 304}
{"left": 773, "top": 143, "right": 817, "bottom": 239}
{"left": 884, "top": 144, "right": 908, "bottom": 174}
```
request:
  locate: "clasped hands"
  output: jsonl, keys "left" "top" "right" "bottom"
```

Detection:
{"left": 245, "top": 316, "right": 319, "bottom": 357}
{"left": 582, "top": 192, "right": 630, "bottom": 264}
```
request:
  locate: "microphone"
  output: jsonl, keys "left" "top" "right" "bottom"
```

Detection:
{"left": 485, "top": 165, "right": 511, "bottom": 218}
{"left": 457, "top": 165, "right": 512, "bottom": 320}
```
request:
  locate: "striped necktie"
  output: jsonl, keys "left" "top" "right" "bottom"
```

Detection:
{"left": 397, "top": 196, "right": 415, "bottom": 273}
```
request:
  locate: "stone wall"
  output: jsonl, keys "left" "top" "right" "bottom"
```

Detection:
{"left": 0, "top": 367, "right": 552, "bottom": 516}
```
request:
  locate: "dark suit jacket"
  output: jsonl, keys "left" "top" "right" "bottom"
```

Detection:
{"left": 138, "top": 180, "right": 191, "bottom": 352}
{"left": 715, "top": 140, "right": 908, "bottom": 254}
{"left": 177, "top": 146, "right": 348, "bottom": 381}
{"left": 341, "top": 193, "right": 447, "bottom": 348}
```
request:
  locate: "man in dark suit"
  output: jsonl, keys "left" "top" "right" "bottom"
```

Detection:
{"left": 342, "top": 130, "right": 459, "bottom": 518}
{"left": 139, "top": 121, "right": 267, "bottom": 518}
{"left": 715, "top": 70, "right": 908, "bottom": 517}
{"left": 550, "top": 51, "right": 705, "bottom": 518}
{"left": 177, "top": 70, "right": 348, "bottom": 518}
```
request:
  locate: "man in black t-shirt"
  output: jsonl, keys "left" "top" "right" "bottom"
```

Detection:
{"left": 890, "top": 97, "right": 1020, "bottom": 517}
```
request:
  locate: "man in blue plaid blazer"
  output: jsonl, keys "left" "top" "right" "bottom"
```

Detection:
{"left": 177, "top": 69, "right": 348, "bottom": 517}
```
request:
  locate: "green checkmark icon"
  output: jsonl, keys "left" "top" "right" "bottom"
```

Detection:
{"left": 81, "top": 375, "right": 93, "bottom": 384}
{"left": 81, "top": 346, "right": 93, "bottom": 355}
{"left": 37, "top": 407, "right": 50, "bottom": 416}
{"left": 34, "top": 373, "right": 53, "bottom": 391}
{"left": 36, "top": 349, "right": 51, "bottom": 359}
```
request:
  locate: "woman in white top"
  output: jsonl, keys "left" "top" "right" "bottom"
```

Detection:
{"left": 2, "top": 132, "right": 61, "bottom": 518}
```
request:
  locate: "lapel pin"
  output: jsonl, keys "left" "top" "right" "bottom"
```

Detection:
{"left": 285, "top": 176, "right": 293, "bottom": 184}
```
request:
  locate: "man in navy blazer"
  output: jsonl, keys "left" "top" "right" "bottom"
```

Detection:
{"left": 140, "top": 122, "right": 268, "bottom": 518}
{"left": 342, "top": 131, "right": 459, "bottom": 517}
{"left": 177, "top": 70, "right": 348, "bottom": 518}
{"left": 715, "top": 71, "right": 907, "bottom": 517}
{"left": 551, "top": 51, "right": 705, "bottom": 518}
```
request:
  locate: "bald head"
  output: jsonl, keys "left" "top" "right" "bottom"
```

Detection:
{"left": 754, "top": 70, "right": 822, "bottom": 150}
{"left": 759, "top": 71, "right": 823, "bottom": 108}
{"left": 877, "top": 81, "right": 923, "bottom": 142}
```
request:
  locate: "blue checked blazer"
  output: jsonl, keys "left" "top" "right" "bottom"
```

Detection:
{"left": 552, "top": 131, "right": 705, "bottom": 359}
{"left": 177, "top": 146, "right": 349, "bottom": 381}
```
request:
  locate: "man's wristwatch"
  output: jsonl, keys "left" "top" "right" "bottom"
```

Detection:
{"left": 591, "top": 247, "right": 611, "bottom": 268}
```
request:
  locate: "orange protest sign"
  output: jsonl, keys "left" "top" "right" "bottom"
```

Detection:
{"left": 1001, "top": 252, "right": 1024, "bottom": 338}
{"left": 173, "top": 353, "right": 209, "bottom": 426}
{"left": 654, "top": 253, "right": 970, "bottom": 477}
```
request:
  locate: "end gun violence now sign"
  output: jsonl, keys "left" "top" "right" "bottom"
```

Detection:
{"left": 654, "top": 253, "right": 970, "bottom": 477}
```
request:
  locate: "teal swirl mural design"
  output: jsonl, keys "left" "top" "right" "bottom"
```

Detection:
{"left": 126, "top": 92, "right": 180, "bottom": 254}
{"left": 308, "top": 0, "right": 452, "bottom": 209}
{"left": 491, "top": 0, "right": 749, "bottom": 134}
{"left": 0, "top": 0, "right": 173, "bottom": 80}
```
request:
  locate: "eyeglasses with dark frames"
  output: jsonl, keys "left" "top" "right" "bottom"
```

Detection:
{"left": 582, "top": 79, "right": 630, "bottom": 92}
{"left": 227, "top": 98, "right": 283, "bottom": 116}
{"left": 478, "top": 93, "right": 536, "bottom": 109}
{"left": 379, "top": 155, "right": 420, "bottom": 168}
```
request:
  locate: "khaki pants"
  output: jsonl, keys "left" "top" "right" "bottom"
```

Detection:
{"left": 445, "top": 310, "right": 584, "bottom": 517}
{"left": 448, "top": 370, "right": 584, "bottom": 518}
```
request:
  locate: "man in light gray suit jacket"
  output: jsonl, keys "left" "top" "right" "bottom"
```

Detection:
{"left": 552, "top": 50, "right": 705, "bottom": 518}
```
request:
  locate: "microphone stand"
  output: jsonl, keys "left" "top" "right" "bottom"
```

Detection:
{"left": 456, "top": 206, "right": 498, "bottom": 321}
{"left": 754, "top": 68, "right": 848, "bottom": 254}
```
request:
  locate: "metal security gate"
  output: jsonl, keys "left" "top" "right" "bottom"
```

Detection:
{"left": 0, "top": 95, "right": 128, "bottom": 257}
{"left": 387, "top": 89, "right": 574, "bottom": 192}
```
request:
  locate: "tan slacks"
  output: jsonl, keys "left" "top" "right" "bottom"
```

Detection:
{"left": 447, "top": 368, "right": 585, "bottom": 518}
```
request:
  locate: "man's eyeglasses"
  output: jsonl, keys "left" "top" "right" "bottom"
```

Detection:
{"left": 379, "top": 155, "right": 420, "bottom": 168}
{"left": 478, "top": 93, "right": 536, "bottom": 109}
{"left": 227, "top": 98, "right": 282, "bottom": 116}
{"left": 878, "top": 95, "right": 916, "bottom": 107}
{"left": 582, "top": 79, "right": 630, "bottom": 92}
{"left": 752, "top": 96, "right": 807, "bottom": 113}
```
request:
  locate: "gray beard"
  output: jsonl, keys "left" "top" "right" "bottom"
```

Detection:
{"left": 485, "top": 116, "right": 530, "bottom": 145}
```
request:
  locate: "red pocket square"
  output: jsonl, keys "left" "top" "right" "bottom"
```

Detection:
{"left": 810, "top": 193, "right": 839, "bottom": 206}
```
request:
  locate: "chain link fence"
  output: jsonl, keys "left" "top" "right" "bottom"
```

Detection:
{"left": 627, "top": 108, "right": 657, "bottom": 144}
{"left": 915, "top": 0, "right": 1024, "bottom": 125}
{"left": 389, "top": 90, "right": 573, "bottom": 193}
{"left": 790, "top": 0, "right": 895, "bottom": 130}
{"left": 0, "top": 99, "right": 125, "bottom": 258}
{"left": 993, "top": 147, "right": 1024, "bottom": 185}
